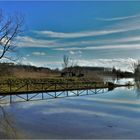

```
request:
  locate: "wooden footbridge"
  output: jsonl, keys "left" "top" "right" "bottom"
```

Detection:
{"left": 0, "top": 80, "right": 132, "bottom": 104}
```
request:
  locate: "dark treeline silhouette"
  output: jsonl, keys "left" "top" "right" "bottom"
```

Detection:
{"left": 0, "top": 62, "right": 134, "bottom": 79}
{"left": 61, "top": 65, "right": 134, "bottom": 78}
{"left": 112, "top": 67, "right": 134, "bottom": 79}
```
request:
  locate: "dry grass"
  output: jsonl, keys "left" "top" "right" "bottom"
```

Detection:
{"left": 12, "top": 68, "right": 59, "bottom": 79}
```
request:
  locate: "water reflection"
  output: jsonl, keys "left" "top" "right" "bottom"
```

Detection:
{"left": 105, "top": 76, "right": 140, "bottom": 97}
{"left": 134, "top": 78, "right": 140, "bottom": 97}
{"left": 104, "top": 76, "right": 134, "bottom": 85}
{"left": 0, "top": 106, "right": 21, "bottom": 138}
{"left": 0, "top": 85, "right": 140, "bottom": 139}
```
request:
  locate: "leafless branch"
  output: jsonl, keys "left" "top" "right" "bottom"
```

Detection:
{"left": 62, "top": 55, "right": 69, "bottom": 69}
{"left": 0, "top": 10, "right": 24, "bottom": 61}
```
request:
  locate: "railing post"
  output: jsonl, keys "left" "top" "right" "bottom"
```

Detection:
{"left": 42, "top": 83, "right": 44, "bottom": 91}
{"left": 86, "top": 82, "right": 89, "bottom": 95}
{"left": 9, "top": 80, "right": 12, "bottom": 93}
{"left": 27, "top": 94, "right": 29, "bottom": 101}
{"left": 86, "top": 89, "right": 88, "bottom": 95}
{"left": 95, "top": 83, "right": 97, "bottom": 94}
{"left": 55, "top": 83, "right": 57, "bottom": 98}
{"left": 10, "top": 95, "right": 12, "bottom": 103}
{"left": 26, "top": 82, "right": 29, "bottom": 91}
{"left": 66, "top": 81, "right": 68, "bottom": 97}
{"left": 77, "top": 82, "right": 79, "bottom": 96}
{"left": 42, "top": 93, "right": 44, "bottom": 100}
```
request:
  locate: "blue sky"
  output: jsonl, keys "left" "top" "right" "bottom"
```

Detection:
{"left": 1, "top": 1, "right": 140, "bottom": 70}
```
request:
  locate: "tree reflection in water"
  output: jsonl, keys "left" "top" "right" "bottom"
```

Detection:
{"left": 134, "top": 77, "right": 140, "bottom": 98}
{"left": 0, "top": 105, "right": 19, "bottom": 138}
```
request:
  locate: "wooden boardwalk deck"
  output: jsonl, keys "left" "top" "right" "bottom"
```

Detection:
{"left": 0, "top": 80, "right": 133, "bottom": 95}
{"left": 0, "top": 81, "right": 104, "bottom": 95}
{"left": 0, "top": 81, "right": 133, "bottom": 104}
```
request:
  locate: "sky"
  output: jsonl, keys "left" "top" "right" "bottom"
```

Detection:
{"left": 1, "top": 1, "right": 140, "bottom": 71}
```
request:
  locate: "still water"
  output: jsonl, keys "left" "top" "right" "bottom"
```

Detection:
{"left": 0, "top": 82, "right": 140, "bottom": 138}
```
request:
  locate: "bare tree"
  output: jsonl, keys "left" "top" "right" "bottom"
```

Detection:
{"left": 61, "top": 55, "right": 76, "bottom": 77}
{"left": 0, "top": 10, "right": 24, "bottom": 138}
{"left": 129, "top": 59, "right": 140, "bottom": 74}
{"left": 62, "top": 55, "right": 77, "bottom": 68}
{"left": 62, "top": 55, "right": 69, "bottom": 69}
{"left": 0, "top": 10, "right": 24, "bottom": 61}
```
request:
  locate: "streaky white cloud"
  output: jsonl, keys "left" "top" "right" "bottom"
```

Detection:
{"left": 69, "top": 50, "right": 82, "bottom": 55}
{"left": 16, "top": 34, "right": 140, "bottom": 54}
{"left": 15, "top": 34, "right": 140, "bottom": 50}
{"left": 33, "top": 28, "right": 123, "bottom": 38}
{"left": 111, "top": 36, "right": 140, "bottom": 43}
{"left": 39, "top": 12, "right": 140, "bottom": 39}
{"left": 54, "top": 43, "right": 140, "bottom": 51}
{"left": 80, "top": 35, "right": 140, "bottom": 46}
{"left": 16, "top": 35, "right": 83, "bottom": 48}
{"left": 97, "top": 14, "right": 140, "bottom": 21}
{"left": 33, "top": 24, "right": 140, "bottom": 39}
{"left": 85, "top": 44, "right": 140, "bottom": 50}
{"left": 15, "top": 14, "right": 140, "bottom": 50}
{"left": 16, "top": 36, "right": 56, "bottom": 48}
{"left": 32, "top": 52, "right": 46, "bottom": 56}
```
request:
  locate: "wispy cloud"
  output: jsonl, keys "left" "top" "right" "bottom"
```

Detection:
{"left": 32, "top": 52, "right": 46, "bottom": 56}
{"left": 33, "top": 24, "right": 140, "bottom": 39}
{"left": 80, "top": 35, "right": 140, "bottom": 46}
{"left": 69, "top": 50, "right": 82, "bottom": 55}
{"left": 16, "top": 34, "right": 140, "bottom": 50}
{"left": 15, "top": 14, "right": 140, "bottom": 55}
{"left": 16, "top": 36, "right": 56, "bottom": 48}
{"left": 54, "top": 43, "right": 140, "bottom": 51}
{"left": 16, "top": 16, "right": 140, "bottom": 50}
{"left": 97, "top": 14, "right": 140, "bottom": 21}
{"left": 15, "top": 36, "right": 82, "bottom": 48}
{"left": 31, "top": 12, "right": 140, "bottom": 45}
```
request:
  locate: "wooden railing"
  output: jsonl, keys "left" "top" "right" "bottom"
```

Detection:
{"left": 0, "top": 80, "right": 107, "bottom": 95}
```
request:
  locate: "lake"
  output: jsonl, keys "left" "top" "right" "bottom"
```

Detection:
{"left": 0, "top": 80, "right": 140, "bottom": 139}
